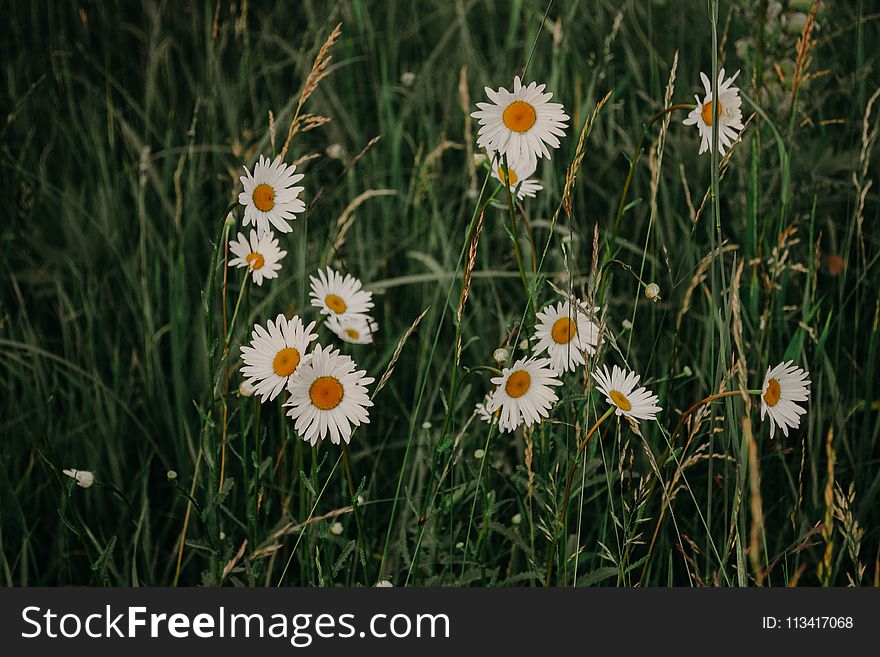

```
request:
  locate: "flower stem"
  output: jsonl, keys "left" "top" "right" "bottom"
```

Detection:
{"left": 635, "top": 388, "right": 761, "bottom": 585}
{"left": 545, "top": 406, "right": 615, "bottom": 585}
{"left": 609, "top": 104, "right": 693, "bottom": 248}
{"left": 670, "top": 389, "right": 760, "bottom": 444}
{"left": 502, "top": 153, "right": 532, "bottom": 308}
{"left": 341, "top": 443, "right": 371, "bottom": 584}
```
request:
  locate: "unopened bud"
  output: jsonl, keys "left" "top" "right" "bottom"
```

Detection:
{"left": 493, "top": 348, "right": 510, "bottom": 365}
{"left": 645, "top": 283, "right": 661, "bottom": 302}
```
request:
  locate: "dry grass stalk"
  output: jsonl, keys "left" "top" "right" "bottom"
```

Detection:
{"left": 268, "top": 110, "right": 276, "bottom": 152}
{"left": 310, "top": 135, "right": 382, "bottom": 211}
{"left": 458, "top": 212, "right": 484, "bottom": 323}
{"left": 458, "top": 65, "right": 477, "bottom": 193}
{"left": 280, "top": 22, "right": 342, "bottom": 160}
{"left": 221, "top": 538, "right": 248, "bottom": 582}
{"left": 818, "top": 424, "right": 835, "bottom": 586}
{"left": 853, "top": 87, "right": 880, "bottom": 269}
{"left": 375, "top": 307, "right": 430, "bottom": 395}
{"left": 562, "top": 90, "right": 612, "bottom": 219}
{"left": 332, "top": 189, "right": 399, "bottom": 252}
{"left": 648, "top": 51, "right": 678, "bottom": 222}
{"left": 833, "top": 483, "right": 866, "bottom": 586}
{"left": 790, "top": 1, "right": 820, "bottom": 114}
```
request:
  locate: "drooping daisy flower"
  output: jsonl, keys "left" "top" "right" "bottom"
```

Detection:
{"left": 228, "top": 230, "right": 286, "bottom": 286}
{"left": 592, "top": 364, "right": 662, "bottom": 423}
{"left": 325, "top": 314, "right": 379, "bottom": 345}
{"left": 62, "top": 469, "right": 95, "bottom": 489}
{"left": 488, "top": 150, "right": 543, "bottom": 200}
{"left": 240, "top": 314, "right": 318, "bottom": 402}
{"left": 475, "top": 393, "right": 498, "bottom": 424}
{"left": 682, "top": 68, "right": 745, "bottom": 156}
{"left": 472, "top": 76, "right": 569, "bottom": 162}
{"left": 485, "top": 357, "right": 563, "bottom": 433}
{"left": 532, "top": 300, "right": 601, "bottom": 373}
{"left": 309, "top": 267, "right": 374, "bottom": 320}
{"left": 760, "top": 361, "right": 811, "bottom": 439}
{"left": 284, "top": 345, "right": 374, "bottom": 445}
{"left": 238, "top": 155, "right": 305, "bottom": 235}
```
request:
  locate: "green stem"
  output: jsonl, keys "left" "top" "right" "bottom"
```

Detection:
{"left": 609, "top": 105, "right": 693, "bottom": 250}
{"left": 636, "top": 388, "right": 761, "bottom": 585}
{"left": 342, "top": 443, "right": 371, "bottom": 584}
{"left": 223, "top": 273, "right": 250, "bottom": 349}
{"left": 502, "top": 153, "right": 531, "bottom": 307}
{"left": 545, "top": 406, "right": 615, "bottom": 586}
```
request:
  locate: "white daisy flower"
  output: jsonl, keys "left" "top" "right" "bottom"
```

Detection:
{"left": 592, "top": 364, "right": 662, "bottom": 423}
{"left": 485, "top": 357, "right": 563, "bottom": 433}
{"left": 284, "top": 345, "right": 375, "bottom": 446}
{"left": 471, "top": 76, "right": 569, "bottom": 162}
{"left": 682, "top": 68, "right": 745, "bottom": 156}
{"left": 760, "top": 361, "right": 811, "bottom": 439}
{"left": 228, "top": 229, "right": 286, "bottom": 286}
{"left": 62, "top": 469, "right": 95, "bottom": 489}
{"left": 488, "top": 150, "right": 543, "bottom": 200}
{"left": 309, "top": 267, "right": 374, "bottom": 320}
{"left": 475, "top": 393, "right": 498, "bottom": 424}
{"left": 238, "top": 154, "right": 305, "bottom": 235}
{"left": 240, "top": 314, "right": 318, "bottom": 402}
{"left": 325, "top": 314, "right": 379, "bottom": 345}
{"left": 532, "top": 300, "right": 601, "bottom": 373}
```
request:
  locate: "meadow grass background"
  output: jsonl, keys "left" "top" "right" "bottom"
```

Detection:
{"left": 2, "top": 0, "right": 879, "bottom": 586}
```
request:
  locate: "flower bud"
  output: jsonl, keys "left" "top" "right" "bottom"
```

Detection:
{"left": 63, "top": 469, "right": 95, "bottom": 488}
{"left": 239, "top": 380, "right": 256, "bottom": 397}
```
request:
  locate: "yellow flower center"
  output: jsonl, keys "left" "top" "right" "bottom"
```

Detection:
{"left": 701, "top": 100, "right": 723, "bottom": 127}
{"left": 551, "top": 317, "right": 576, "bottom": 344}
{"left": 763, "top": 378, "right": 781, "bottom": 407}
{"left": 272, "top": 347, "right": 301, "bottom": 377}
{"left": 246, "top": 252, "right": 265, "bottom": 270}
{"left": 502, "top": 100, "right": 537, "bottom": 133}
{"left": 505, "top": 370, "right": 531, "bottom": 398}
{"left": 345, "top": 328, "right": 360, "bottom": 340}
{"left": 309, "top": 375, "right": 344, "bottom": 410}
{"left": 252, "top": 183, "right": 275, "bottom": 212}
{"left": 325, "top": 294, "right": 347, "bottom": 314}
{"left": 609, "top": 389, "right": 632, "bottom": 412}
{"left": 497, "top": 165, "right": 519, "bottom": 186}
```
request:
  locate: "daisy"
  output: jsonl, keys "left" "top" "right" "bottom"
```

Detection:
{"left": 472, "top": 76, "right": 569, "bottom": 162}
{"left": 760, "top": 361, "right": 811, "bottom": 439}
{"left": 682, "top": 68, "right": 745, "bottom": 156}
{"left": 240, "top": 314, "right": 318, "bottom": 402}
{"left": 284, "top": 345, "right": 374, "bottom": 445}
{"left": 62, "top": 469, "right": 95, "bottom": 489}
{"left": 475, "top": 393, "right": 498, "bottom": 424}
{"left": 532, "top": 300, "right": 601, "bottom": 373}
{"left": 592, "top": 364, "right": 662, "bottom": 423}
{"left": 325, "top": 314, "right": 379, "bottom": 345}
{"left": 238, "top": 154, "right": 305, "bottom": 235}
{"left": 309, "top": 267, "right": 374, "bottom": 320}
{"left": 485, "top": 357, "right": 563, "bottom": 433}
{"left": 488, "top": 150, "right": 543, "bottom": 200}
{"left": 228, "top": 229, "right": 286, "bottom": 286}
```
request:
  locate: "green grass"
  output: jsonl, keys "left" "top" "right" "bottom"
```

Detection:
{"left": 1, "top": 0, "right": 878, "bottom": 587}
